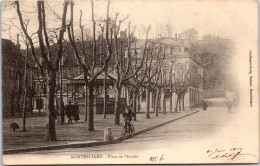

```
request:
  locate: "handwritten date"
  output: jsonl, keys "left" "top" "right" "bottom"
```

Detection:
{"left": 207, "top": 147, "right": 255, "bottom": 161}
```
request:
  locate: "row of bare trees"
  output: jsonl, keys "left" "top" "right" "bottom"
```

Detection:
{"left": 12, "top": 0, "right": 191, "bottom": 142}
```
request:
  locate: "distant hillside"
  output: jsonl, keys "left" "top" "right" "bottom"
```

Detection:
{"left": 197, "top": 37, "right": 237, "bottom": 97}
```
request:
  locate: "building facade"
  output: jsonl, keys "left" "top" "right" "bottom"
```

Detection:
{"left": 132, "top": 35, "right": 204, "bottom": 111}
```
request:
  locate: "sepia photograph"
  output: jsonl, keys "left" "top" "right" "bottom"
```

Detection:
{"left": 1, "top": 0, "right": 259, "bottom": 164}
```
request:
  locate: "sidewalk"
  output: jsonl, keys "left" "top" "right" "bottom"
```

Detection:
{"left": 2, "top": 109, "right": 200, "bottom": 153}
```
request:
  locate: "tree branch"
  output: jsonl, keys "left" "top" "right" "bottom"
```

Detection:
{"left": 15, "top": 1, "right": 45, "bottom": 76}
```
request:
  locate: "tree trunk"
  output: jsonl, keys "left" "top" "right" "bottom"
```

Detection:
{"left": 103, "top": 73, "right": 107, "bottom": 119}
{"left": 170, "top": 93, "right": 173, "bottom": 113}
{"left": 152, "top": 93, "right": 156, "bottom": 111}
{"left": 155, "top": 88, "right": 160, "bottom": 116}
{"left": 151, "top": 93, "right": 153, "bottom": 109}
{"left": 114, "top": 85, "right": 122, "bottom": 125}
{"left": 59, "top": 60, "right": 64, "bottom": 124}
{"left": 45, "top": 70, "right": 57, "bottom": 142}
{"left": 22, "top": 53, "right": 28, "bottom": 131}
{"left": 178, "top": 96, "right": 182, "bottom": 112}
{"left": 39, "top": 82, "right": 43, "bottom": 115}
{"left": 22, "top": 92, "right": 26, "bottom": 131}
{"left": 30, "top": 70, "right": 34, "bottom": 116}
{"left": 133, "top": 89, "right": 138, "bottom": 121}
{"left": 84, "top": 75, "right": 88, "bottom": 121}
{"left": 137, "top": 92, "right": 141, "bottom": 113}
{"left": 145, "top": 88, "right": 150, "bottom": 119}
{"left": 175, "top": 95, "right": 179, "bottom": 112}
{"left": 87, "top": 84, "right": 94, "bottom": 131}
{"left": 126, "top": 87, "right": 130, "bottom": 106}
{"left": 29, "top": 95, "right": 33, "bottom": 116}
{"left": 163, "top": 93, "right": 166, "bottom": 114}
{"left": 93, "top": 86, "right": 97, "bottom": 115}
{"left": 158, "top": 94, "right": 161, "bottom": 111}
{"left": 182, "top": 96, "right": 185, "bottom": 111}
{"left": 17, "top": 75, "right": 23, "bottom": 115}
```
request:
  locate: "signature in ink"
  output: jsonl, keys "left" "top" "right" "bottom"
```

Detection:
{"left": 207, "top": 148, "right": 255, "bottom": 161}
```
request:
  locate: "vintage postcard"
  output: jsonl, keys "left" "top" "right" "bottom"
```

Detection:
{"left": 1, "top": 0, "right": 259, "bottom": 165}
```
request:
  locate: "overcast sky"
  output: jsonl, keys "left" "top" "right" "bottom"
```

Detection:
{"left": 1, "top": 0, "right": 253, "bottom": 43}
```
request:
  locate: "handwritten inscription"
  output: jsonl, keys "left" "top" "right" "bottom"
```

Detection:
{"left": 207, "top": 148, "right": 255, "bottom": 161}
{"left": 150, "top": 154, "right": 165, "bottom": 162}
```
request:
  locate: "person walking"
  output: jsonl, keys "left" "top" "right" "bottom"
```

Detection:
{"left": 66, "top": 101, "right": 73, "bottom": 123}
{"left": 226, "top": 91, "right": 234, "bottom": 114}
{"left": 202, "top": 100, "right": 208, "bottom": 111}
{"left": 60, "top": 98, "right": 65, "bottom": 124}
{"left": 73, "top": 102, "right": 80, "bottom": 123}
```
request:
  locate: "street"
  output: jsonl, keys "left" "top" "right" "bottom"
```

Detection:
{"left": 27, "top": 107, "right": 232, "bottom": 154}
{"left": 5, "top": 106, "right": 257, "bottom": 164}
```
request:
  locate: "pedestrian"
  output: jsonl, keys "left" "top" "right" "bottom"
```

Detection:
{"left": 73, "top": 102, "right": 80, "bottom": 123}
{"left": 54, "top": 102, "right": 59, "bottom": 121}
{"left": 60, "top": 98, "right": 65, "bottom": 124}
{"left": 66, "top": 101, "right": 73, "bottom": 123}
{"left": 130, "top": 102, "right": 133, "bottom": 109}
{"left": 122, "top": 105, "right": 134, "bottom": 132}
{"left": 202, "top": 101, "right": 207, "bottom": 111}
{"left": 226, "top": 91, "right": 234, "bottom": 114}
{"left": 227, "top": 101, "right": 233, "bottom": 114}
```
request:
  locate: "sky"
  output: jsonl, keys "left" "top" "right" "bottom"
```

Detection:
{"left": 1, "top": 0, "right": 250, "bottom": 43}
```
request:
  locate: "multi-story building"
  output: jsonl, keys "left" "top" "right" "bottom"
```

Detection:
{"left": 132, "top": 34, "right": 204, "bottom": 111}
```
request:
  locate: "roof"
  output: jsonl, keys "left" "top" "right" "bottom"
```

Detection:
{"left": 131, "top": 37, "right": 188, "bottom": 49}
{"left": 152, "top": 37, "right": 187, "bottom": 47}
{"left": 64, "top": 72, "right": 118, "bottom": 85}
{"left": 63, "top": 71, "right": 144, "bottom": 86}
{"left": 180, "top": 28, "right": 198, "bottom": 35}
{"left": 130, "top": 39, "right": 147, "bottom": 49}
{"left": 71, "top": 72, "right": 117, "bottom": 80}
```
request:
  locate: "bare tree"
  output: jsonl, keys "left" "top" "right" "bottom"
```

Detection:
{"left": 169, "top": 60, "right": 174, "bottom": 113}
{"left": 112, "top": 20, "right": 149, "bottom": 125}
{"left": 67, "top": 0, "right": 112, "bottom": 131}
{"left": 171, "top": 63, "right": 190, "bottom": 112}
{"left": 128, "top": 27, "right": 150, "bottom": 121}
{"left": 14, "top": 20, "right": 31, "bottom": 131}
{"left": 22, "top": 42, "right": 28, "bottom": 131}
{"left": 15, "top": 1, "right": 69, "bottom": 141}
{"left": 142, "top": 44, "right": 165, "bottom": 118}
{"left": 153, "top": 49, "right": 166, "bottom": 116}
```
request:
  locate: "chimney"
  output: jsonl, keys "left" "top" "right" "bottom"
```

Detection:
{"left": 175, "top": 33, "right": 178, "bottom": 41}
